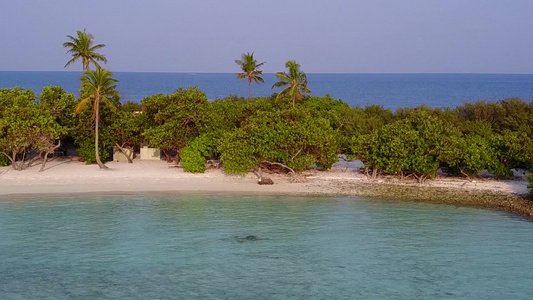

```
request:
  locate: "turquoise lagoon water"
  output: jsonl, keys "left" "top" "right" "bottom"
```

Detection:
{"left": 1, "top": 194, "right": 532, "bottom": 299}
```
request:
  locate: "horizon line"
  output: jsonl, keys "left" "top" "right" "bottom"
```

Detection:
{"left": 2, "top": 70, "right": 533, "bottom": 75}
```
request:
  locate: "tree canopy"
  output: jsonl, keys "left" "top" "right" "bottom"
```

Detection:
{"left": 142, "top": 87, "right": 210, "bottom": 163}
{"left": 0, "top": 88, "right": 65, "bottom": 171}
{"left": 348, "top": 100, "right": 533, "bottom": 181}
{"left": 212, "top": 97, "right": 339, "bottom": 174}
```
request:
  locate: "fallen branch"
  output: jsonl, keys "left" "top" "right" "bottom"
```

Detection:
{"left": 261, "top": 160, "right": 296, "bottom": 175}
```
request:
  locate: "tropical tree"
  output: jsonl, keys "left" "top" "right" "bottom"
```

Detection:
{"left": 110, "top": 106, "right": 146, "bottom": 163}
{"left": 350, "top": 111, "right": 463, "bottom": 182}
{"left": 272, "top": 60, "right": 311, "bottom": 107}
{"left": 0, "top": 88, "right": 64, "bottom": 171}
{"left": 63, "top": 29, "right": 107, "bottom": 72}
{"left": 76, "top": 67, "right": 118, "bottom": 169}
{"left": 38, "top": 86, "right": 77, "bottom": 134}
{"left": 235, "top": 52, "right": 265, "bottom": 100}
{"left": 217, "top": 101, "right": 339, "bottom": 175}
{"left": 142, "top": 87, "right": 211, "bottom": 164}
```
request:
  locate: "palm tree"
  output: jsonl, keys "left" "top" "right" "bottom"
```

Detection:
{"left": 63, "top": 29, "right": 107, "bottom": 73}
{"left": 235, "top": 52, "right": 265, "bottom": 100}
{"left": 76, "top": 67, "right": 117, "bottom": 169}
{"left": 272, "top": 60, "right": 311, "bottom": 107}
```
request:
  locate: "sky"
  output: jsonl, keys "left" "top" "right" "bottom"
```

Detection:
{"left": 0, "top": 0, "right": 532, "bottom": 73}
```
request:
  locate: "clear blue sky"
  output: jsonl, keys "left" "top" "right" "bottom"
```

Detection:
{"left": 1, "top": 0, "right": 532, "bottom": 73}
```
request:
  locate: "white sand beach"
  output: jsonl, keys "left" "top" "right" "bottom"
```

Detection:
{"left": 0, "top": 157, "right": 528, "bottom": 197}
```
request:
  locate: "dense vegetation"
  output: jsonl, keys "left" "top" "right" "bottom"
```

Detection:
{"left": 1, "top": 29, "right": 532, "bottom": 195}
{"left": 1, "top": 86, "right": 531, "bottom": 181}
{"left": 0, "top": 87, "right": 67, "bottom": 171}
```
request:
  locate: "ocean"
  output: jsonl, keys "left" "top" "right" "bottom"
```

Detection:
{"left": 1, "top": 194, "right": 532, "bottom": 299}
{"left": 1, "top": 71, "right": 532, "bottom": 110}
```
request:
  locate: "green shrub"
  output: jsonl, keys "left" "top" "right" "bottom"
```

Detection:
{"left": 218, "top": 129, "right": 255, "bottom": 174}
{"left": 181, "top": 147, "right": 205, "bottom": 173}
{"left": 181, "top": 136, "right": 211, "bottom": 173}
{"left": 0, "top": 154, "right": 10, "bottom": 167}
{"left": 75, "top": 138, "right": 110, "bottom": 164}
{"left": 216, "top": 105, "right": 339, "bottom": 174}
{"left": 142, "top": 87, "right": 210, "bottom": 159}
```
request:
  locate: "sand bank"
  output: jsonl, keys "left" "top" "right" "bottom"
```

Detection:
{"left": 0, "top": 158, "right": 531, "bottom": 217}
{"left": 0, "top": 159, "right": 318, "bottom": 196}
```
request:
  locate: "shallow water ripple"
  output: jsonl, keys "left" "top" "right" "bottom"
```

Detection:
{"left": 0, "top": 195, "right": 532, "bottom": 299}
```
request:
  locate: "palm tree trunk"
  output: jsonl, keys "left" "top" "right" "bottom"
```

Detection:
{"left": 94, "top": 97, "right": 108, "bottom": 169}
{"left": 83, "top": 57, "right": 88, "bottom": 73}
{"left": 248, "top": 79, "right": 251, "bottom": 100}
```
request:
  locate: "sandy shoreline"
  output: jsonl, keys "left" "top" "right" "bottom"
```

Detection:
{"left": 1, "top": 158, "right": 531, "bottom": 217}
{"left": 0, "top": 159, "right": 319, "bottom": 196}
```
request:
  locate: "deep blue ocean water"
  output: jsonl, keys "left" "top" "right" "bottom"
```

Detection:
{"left": 1, "top": 71, "right": 532, "bottom": 109}
{"left": 1, "top": 194, "right": 532, "bottom": 299}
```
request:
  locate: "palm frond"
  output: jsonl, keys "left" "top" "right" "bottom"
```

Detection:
{"left": 101, "top": 96, "right": 118, "bottom": 112}
{"left": 275, "top": 87, "right": 291, "bottom": 101}
{"left": 272, "top": 80, "right": 289, "bottom": 89}
{"left": 80, "top": 67, "right": 117, "bottom": 97}
{"left": 252, "top": 76, "right": 264, "bottom": 84}
{"left": 90, "top": 43, "right": 106, "bottom": 51}
{"left": 91, "top": 53, "right": 107, "bottom": 63}
{"left": 274, "top": 72, "right": 291, "bottom": 82}
{"left": 63, "top": 42, "right": 77, "bottom": 50}
{"left": 76, "top": 96, "right": 93, "bottom": 114}
{"left": 64, "top": 55, "right": 80, "bottom": 68}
